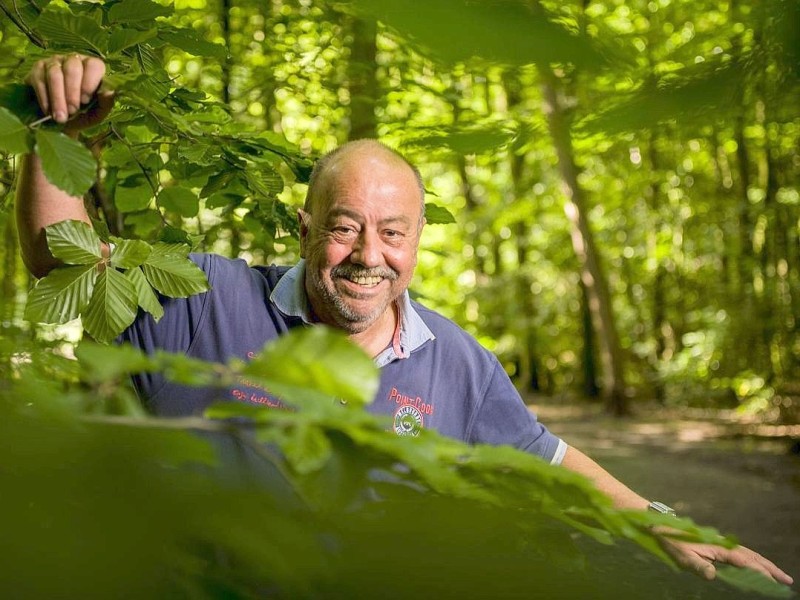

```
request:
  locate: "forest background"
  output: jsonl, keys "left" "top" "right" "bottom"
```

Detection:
{"left": 2, "top": 0, "right": 799, "bottom": 417}
{"left": 0, "top": 0, "right": 798, "bottom": 597}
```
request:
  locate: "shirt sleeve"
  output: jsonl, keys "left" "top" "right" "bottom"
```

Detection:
{"left": 119, "top": 253, "right": 216, "bottom": 401}
{"left": 467, "top": 360, "right": 563, "bottom": 464}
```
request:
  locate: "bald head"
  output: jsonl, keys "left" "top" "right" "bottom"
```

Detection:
{"left": 304, "top": 139, "right": 425, "bottom": 225}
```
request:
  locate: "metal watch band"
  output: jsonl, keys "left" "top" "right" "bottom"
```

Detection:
{"left": 648, "top": 501, "right": 677, "bottom": 517}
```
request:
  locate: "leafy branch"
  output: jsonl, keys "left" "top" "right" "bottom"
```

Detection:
{"left": 0, "top": 0, "right": 46, "bottom": 48}
{"left": 23, "top": 219, "right": 209, "bottom": 342}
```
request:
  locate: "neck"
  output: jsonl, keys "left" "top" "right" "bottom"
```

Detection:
{"left": 348, "top": 302, "right": 398, "bottom": 358}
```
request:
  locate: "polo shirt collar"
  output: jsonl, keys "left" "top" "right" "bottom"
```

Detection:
{"left": 270, "top": 260, "right": 435, "bottom": 365}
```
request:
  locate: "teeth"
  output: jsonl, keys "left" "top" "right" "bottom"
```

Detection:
{"left": 350, "top": 276, "right": 382, "bottom": 286}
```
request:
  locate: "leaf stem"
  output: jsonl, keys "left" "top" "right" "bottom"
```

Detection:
{"left": 29, "top": 114, "right": 53, "bottom": 128}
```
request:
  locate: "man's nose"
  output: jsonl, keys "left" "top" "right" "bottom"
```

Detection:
{"left": 350, "top": 230, "right": 381, "bottom": 267}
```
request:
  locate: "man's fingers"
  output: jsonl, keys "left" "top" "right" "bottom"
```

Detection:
{"left": 62, "top": 54, "right": 85, "bottom": 115}
{"left": 80, "top": 57, "right": 106, "bottom": 105}
{"left": 44, "top": 57, "right": 68, "bottom": 123}
{"left": 720, "top": 547, "right": 794, "bottom": 585}
{"left": 26, "top": 61, "right": 49, "bottom": 115}
{"left": 27, "top": 54, "right": 111, "bottom": 130}
{"left": 676, "top": 551, "right": 717, "bottom": 581}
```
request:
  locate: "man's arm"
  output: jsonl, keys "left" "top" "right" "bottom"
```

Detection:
{"left": 15, "top": 55, "right": 113, "bottom": 278}
{"left": 561, "top": 445, "right": 794, "bottom": 585}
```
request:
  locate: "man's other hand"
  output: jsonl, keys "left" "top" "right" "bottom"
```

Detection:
{"left": 662, "top": 537, "right": 794, "bottom": 586}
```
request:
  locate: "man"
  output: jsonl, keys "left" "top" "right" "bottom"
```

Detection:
{"left": 15, "top": 55, "right": 793, "bottom": 586}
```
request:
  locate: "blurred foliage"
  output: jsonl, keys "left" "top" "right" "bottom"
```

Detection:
{"left": 1, "top": 326, "right": 794, "bottom": 598}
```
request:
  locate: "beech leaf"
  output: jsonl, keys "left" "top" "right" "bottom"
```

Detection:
{"left": 25, "top": 264, "right": 98, "bottom": 324}
{"left": 46, "top": 220, "right": 103, "bottom": 266}
{"left": 82, "top": 268, "right": 139, "bottom": 343}
{"left": 158, "top": 186, "right": 199, "bottom": 217}
{"left": 35, "top": 8, "right": 108, "bottom": 54}
{"left": 35, "top": 129, "right": 96, "bottom": 197}
{"left": 125, "top": 267, "right": 164, "bottom": 322}
{"left": 425, "top": 203, "right": 456, "bottom": 225}
{"left": 108, "top": 0, "right": 173, "bottom": 23}
{"left": 0, "top": 107, "right": 32, "bottom": 155}
{"left": 110, "top": 239, "right": 152, "bottom": 269}
{"left": 142, "top": 246, "right": 209, "bottom": 298}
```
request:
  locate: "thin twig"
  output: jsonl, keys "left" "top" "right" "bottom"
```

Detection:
{"left": 2, "top": 0, "right": 46, "bottom": 48}
{"left": 29, "top": 114, "right": 53, "bottom": 128}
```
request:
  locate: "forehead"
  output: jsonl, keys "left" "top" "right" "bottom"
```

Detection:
{"left": 312, "top": 151, "right": 422, "bottom": 221}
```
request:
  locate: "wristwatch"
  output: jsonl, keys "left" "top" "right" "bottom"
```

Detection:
{"left": 648, "top": 501, "right": 677, "bottom": 517}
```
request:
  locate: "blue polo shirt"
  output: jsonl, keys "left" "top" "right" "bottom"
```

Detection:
{"left": 122, "top": 254, "right": 566, "bottom": 464}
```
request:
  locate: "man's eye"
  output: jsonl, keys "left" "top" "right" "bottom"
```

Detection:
{"left": 330, "top": 226, "right": 357, "bottom": 240}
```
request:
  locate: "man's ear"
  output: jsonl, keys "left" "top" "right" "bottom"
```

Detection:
{"left": 298, "top": 209, "right": 309, "bottom": 258}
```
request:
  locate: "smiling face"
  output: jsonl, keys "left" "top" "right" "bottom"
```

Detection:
{"left": 300, "top": 142, "right": 425, "bottom": 335}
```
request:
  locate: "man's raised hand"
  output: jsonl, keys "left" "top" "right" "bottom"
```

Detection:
{"left": 25, "top": 54, "right": 113, "bottom": 133}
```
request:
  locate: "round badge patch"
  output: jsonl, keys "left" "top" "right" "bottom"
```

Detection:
{"left": 394, "top": 405, "right": 423, "bottom": 437}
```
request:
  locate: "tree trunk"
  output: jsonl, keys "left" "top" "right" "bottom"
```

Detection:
{"left": 346, "top": 16, "right": 378, "bottom": 140}
{"left": 645, "top": 135, "right": 667, "bottom": 404}
{"left": 220, "top": 0, "right": 233, "bottom": 106}
{"left": 540, "top": 72, "right": 628, "bottom": 415}
{"left": 1, "top": 213, "right": 17, "bottom": 322}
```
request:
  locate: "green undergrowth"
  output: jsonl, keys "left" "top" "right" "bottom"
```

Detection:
{"left": 0, "top": 327, "right": 794, "bottom": 599}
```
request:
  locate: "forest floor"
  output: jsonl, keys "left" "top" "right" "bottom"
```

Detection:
{"left": 528, "top": 396, "right": 800, "bottom": 587}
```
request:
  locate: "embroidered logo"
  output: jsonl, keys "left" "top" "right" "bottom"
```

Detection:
{"left": 394, "top": 404, "right": 423, "bottom": 437}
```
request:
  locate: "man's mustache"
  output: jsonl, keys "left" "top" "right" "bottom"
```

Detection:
{"left": 332, "top": 264, "right": 398, "bottom": 281}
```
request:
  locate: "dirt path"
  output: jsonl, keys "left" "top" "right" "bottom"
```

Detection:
{"left": 530, "top": 399, "right": 800, "bottom": 584}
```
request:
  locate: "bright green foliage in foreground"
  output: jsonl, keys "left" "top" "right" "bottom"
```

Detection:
{"left": 0, "top": 327, "right": 794, "bottom": 598}
{"left": 24, "top": 220, "right": 207, "bottom": 342}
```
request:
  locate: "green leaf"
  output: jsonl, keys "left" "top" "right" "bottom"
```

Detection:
{"left": 200, "top": 169, "right": 238, "bottom": 198}
{"left": 244, "top": 327, "right": 379, "bottom": 407}
{"left": 158, "top": 227, "right": 203, "bottom": 248}
{"left": 110, "top": 239, "right": 152, "bottom": 269}
{"left": 205, "top": 192, "right": 243, "bottom": 210}
{"left": 35, "top": 8, "right": 108, "bottom": 54}
{"left": 281, "top": 424, "right": 333, "bottom": 475}
{"left": 350, "top": 0, "right": 605, "bottom": 69}
{"left": 245, "top": 167, "right": 285, "bottom": 200}
{"left": 124, "top": 210, "right": 162, "bottom": 238}
{"left": 107, "top": 0, "right": 173, "bottom": 23}
{"left": 142, "top": 245, "right": 209, "bottom": 298}
{"left": 108, "top": 28, "right": 158, "bottom": 54}
{"left": 579, "top": 64, "right": 742, "bottom": 135}
{"left": 177, "top": 142, "right": 218, "bottom": 166}
{"left": 82, "top": 268, "right": 139, "bottom": 343}
{"left": 45, "top": 220, "right": 103, "bottom": 265}
{"left": 716, "top": 565, "right": 795, "bottom": 598}
{"left": 425, "top": 203, "right": 456, "bottom": 225}
{"left": 0, "top": 107, "right": 32, "bottom": 155}
{"left": 158, "top": 186, "right": 199, "bottom": 217}
{"left": 148, "top": 242, "right": 191, "bottom": 258}
{"left": 35, "top": 129, "right": 96, "bottom": 197}
{"left": 115, "top": 183, "right": 154, "bottom": 212}
{"left": 0, "top": 83, "right": 42, "bottom": 124}
{"left": 125, "top": 267, "right": 164, "bottom": 322}
{"left": 405, "top": 126, "right": 516, "bottom": 154}
{"left": 76, "top": 341, "right": 154, "bottom": 383}
{"left": 159, "top": 29, "right": 228, "bottom": 59}
{"left": 25, "top": 264, "right": 98, "bottom": 324}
